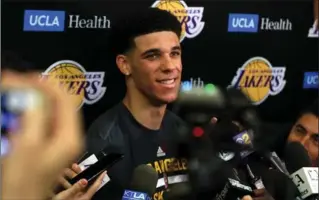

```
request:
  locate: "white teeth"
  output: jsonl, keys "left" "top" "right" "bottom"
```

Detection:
{"left": 160, "top": 79, "right": 174, "bottom": 84}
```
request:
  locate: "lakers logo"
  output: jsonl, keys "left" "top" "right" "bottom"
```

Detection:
{"left": 151, "top": 0, "right": 205, "bottom": 42}
{"left": 42, "top": 60, "right": 106, "bottom": 109}
{"left": 229, "top": 57, "right": 286, "bottom": 105}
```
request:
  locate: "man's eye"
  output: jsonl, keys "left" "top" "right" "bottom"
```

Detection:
{"left": 295, "top": 127, "right": 306, "bottom": 134}
{"left": 171, "top": 51, "right": 181, "bottom": 57}
{"left": 146, "top": 54, "right": 159, "bottom": 60}
{"left": 311, "top": 135, "right": 319, "bottom": 145}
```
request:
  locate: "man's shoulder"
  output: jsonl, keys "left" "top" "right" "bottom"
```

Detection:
{"left": 164, "top": 109, "right": 185, "bottom": 127}
{"left": 87, "top": 104, "right": 122, "bottom": 136}
{"left": 85, "top": 103, "right": 125, "bottom": 154}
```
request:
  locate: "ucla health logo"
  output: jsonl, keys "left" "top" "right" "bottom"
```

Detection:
{"left": 228, "top": 13, "right": 259, "bottom": 33}
{"left": 303, "top": 72, "right": 318, "bottom": 89}
{"left": 24, "top": 10, "right": 65, "bottom": 32}
{"left": 228, "top": 13, "right": 292, "bottom": 33}
{"left": 181, "top": 77, "right": 204, "bottom": 91}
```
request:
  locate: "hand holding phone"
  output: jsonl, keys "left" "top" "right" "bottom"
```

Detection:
{"left": 53, "top": 171, "right": 107, "bottom": 200}
{"left": 57, "top": 152, "right": 124, "bottom": 196}
{"left": 1, "top": 71, "right": 84, "bottom": 200}
{"left": 69, "top": 153, "right": 123, "bottom": 185}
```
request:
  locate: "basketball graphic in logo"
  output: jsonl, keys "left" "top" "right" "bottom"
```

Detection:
{"left": 153, "top": 0, "right": 187, "bottom": 40}
{"left": 42, "top": 60, "right": 106, "bottom": 109}
{"left": 229, "top": 57, "right": 286, "bottom": 105}
{"left": 151, "top": 0, "right": 205, "bottom": 42}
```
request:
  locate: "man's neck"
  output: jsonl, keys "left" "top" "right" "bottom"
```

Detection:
{"left": 122, "top": 89, "right": 167, "bottom": 130}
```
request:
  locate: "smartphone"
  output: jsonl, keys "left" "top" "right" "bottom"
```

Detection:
{"left": 68, "top": 153, "right": 124, "bottom": 185}
{"left": 1, "top": 89, "right": 34, "bottom": 155}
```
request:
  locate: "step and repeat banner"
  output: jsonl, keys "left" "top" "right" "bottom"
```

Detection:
{"left": 2, "top": 0, "right": 318, "bottom": 130}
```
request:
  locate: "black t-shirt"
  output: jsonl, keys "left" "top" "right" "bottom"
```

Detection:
{"left": 86, "top": 103, "right": 188, "bottom": 200}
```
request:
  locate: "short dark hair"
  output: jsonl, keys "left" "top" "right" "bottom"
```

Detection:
{"left": 298, "top": 98, "right": 318, "bottom": 119}
{"left": 109, "top": 8, "right": 181, "bottom": 56}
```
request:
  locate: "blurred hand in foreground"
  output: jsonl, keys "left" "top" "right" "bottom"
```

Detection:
{"left": 1, "top": 70, "right": 84, "bottom": 200}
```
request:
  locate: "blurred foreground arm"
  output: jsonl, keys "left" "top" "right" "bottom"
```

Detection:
{"left": 242, "top": 189, "right": 275, "bottom": 200}
{"left": 1, "top": 71, "right": 84, "bottom": 200}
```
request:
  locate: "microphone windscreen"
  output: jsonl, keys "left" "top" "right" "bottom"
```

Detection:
{"left": 130, "top": 165, "right": 158, "bottom": 196}
{"left": 163, "top": 183, "right": 192, "bottom": 200}
{"left": 284, "top": 142, "right": 312, "bottom": 173}
{"left": 208, "top": 120, "right": 244, "bottom": 152}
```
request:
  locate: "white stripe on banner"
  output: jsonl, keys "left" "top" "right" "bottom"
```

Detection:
{"left": 156, "top": 174, "right": 188, "bottom": 188}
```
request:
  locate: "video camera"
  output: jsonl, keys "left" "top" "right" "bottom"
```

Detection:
{"left": 171, "top": 84, "right": 261, "bottom": 199}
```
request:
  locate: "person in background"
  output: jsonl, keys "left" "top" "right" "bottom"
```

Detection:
{"left": 285, "top": 99, "right": 318, "bottom": 166}
{"left": 264, "top": 99, "right": 318, "bottom": 166}
{"left": 237, "top": 99, "right": 318, "bottom": 198}
{"left": 1, "top": 70, "right": 95, "bottom": 200}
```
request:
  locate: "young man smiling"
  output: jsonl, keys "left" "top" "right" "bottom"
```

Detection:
{"left": 60, "top": 8, "right": 187, "bottom": 200}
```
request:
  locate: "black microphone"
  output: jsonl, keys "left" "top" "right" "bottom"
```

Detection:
{"left": 212, "top": 166, "right": 253, "bottom": 200}
{"left": 162, "top": 183, "right": 193, "bottom": 200}
{"left": 261, "top": 151, "right": 290, "bottom": 175}
{"left": 122, "top": 165, "right": 158, "bottom": 199}
{"left": 245, "top": 164, "right": 265, "bottom": 190}
{"left": 166, "top": 162, "right": 253, "bottom": 200}
{"left": 284, "top": 142, "right": 318, "bottom": 200}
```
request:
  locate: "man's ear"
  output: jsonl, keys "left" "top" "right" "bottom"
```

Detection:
{"left": 116, "top": 55, "right": 131, "bottom": 76}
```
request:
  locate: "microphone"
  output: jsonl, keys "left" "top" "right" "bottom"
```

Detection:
{"left": 285, "top": 142, "right": 319, "bottom": 199}
{"left": 233, "top": 128, "right": 290, "bottom": 175}
{"left": 162, "top": 183, "right": 193, "bottom": 200}
{"left": 263, "top": 151, "right": 290, "bottom": 175}
{"left": 195, "top": 161, "right": 253, "bottom": 200}
{"left": 232, "top": 130, "right": 254, "bottom": 158}
{"left": 213, "top": 167, "right": 254, "bottom": 200}
{"left": 171, "top": 86, "right": 264, "bottom": 199}
{"left": 122, "top": 165, "right": 158, "bottom": 200}
{"left": 165, "top": 169, "right": 254, "bottom": 200}
{"left": 245, "top": 164, "right": 265, "bottom": 190}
